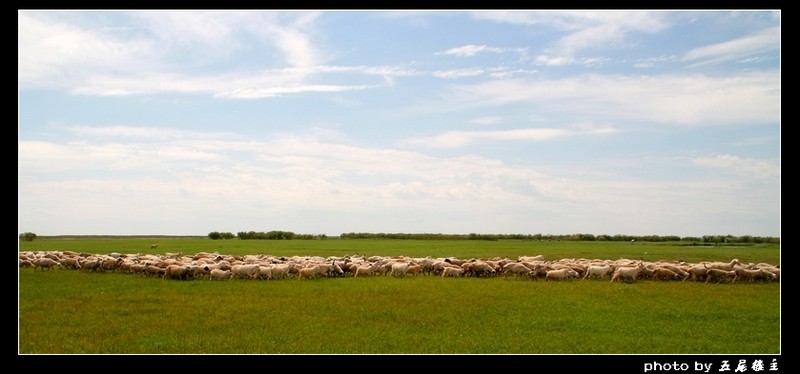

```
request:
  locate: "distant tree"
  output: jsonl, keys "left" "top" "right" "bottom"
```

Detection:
{"left": 221, "top": 232, "right": 235, "bottom": 239}
{"left": 208, "top": 231, "right": 222, "bottom": 240}
{"left": 19, "top": 232, "right": 37, "bottom": 242}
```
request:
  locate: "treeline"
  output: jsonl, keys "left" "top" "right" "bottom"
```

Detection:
{"left": 21, "top": 231, "right": 780, "bottom": 244}
{"left": 340, "top": 232, "right": 780, "bottom": 244}
{"left": 209, "top": 231, "right": 328, "bottom": 240}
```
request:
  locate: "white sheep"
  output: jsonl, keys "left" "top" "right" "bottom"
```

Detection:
{"left": 545, "top": 268, "right": 578, "bottom": 281}
{"left": 610, "top": 264, "right": 645, "bottom": 283}
{"left": 583, "top": 265, "right": 613, "bottom": 280}
{"left": 441, "top": 267, "right": 464, "bottom": 277}
{"left": 209, "top": 269, "right": 232, "bottom": 280}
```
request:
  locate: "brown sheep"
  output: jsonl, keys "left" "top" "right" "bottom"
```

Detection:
{"left": 33, "top": 258, "right": 61, "bottom": 271}
{"left": 651, "top": 267, "right": 681, "bottom": 281}
{"left": 705, "top": 269, "right": 736, "bottom": 284}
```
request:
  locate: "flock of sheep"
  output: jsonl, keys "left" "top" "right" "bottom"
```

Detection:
{"left": 19, "top": 250, "right": 780, "bottom": 284}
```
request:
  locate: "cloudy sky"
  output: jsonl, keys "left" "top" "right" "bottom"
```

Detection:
{"left": 18, "top": 10, "right": 780, "bottom": 237}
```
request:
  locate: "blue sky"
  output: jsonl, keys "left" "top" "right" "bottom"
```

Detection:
{"left": 18, "top": 10, "right": 781, "bottom": 237}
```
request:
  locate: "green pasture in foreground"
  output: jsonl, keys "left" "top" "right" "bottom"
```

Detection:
{"left": 18, "top": 238, "right": 780, "bottom": 354}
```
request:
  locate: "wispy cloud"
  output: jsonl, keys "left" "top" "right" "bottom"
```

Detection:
{"left": 473, "top": 11, "right": 669, "bottom": 56}
{"left": 634, "top": 55, "right": 678, "bottom": 68}
{"left": 692, "top": 154, "right": 780, "bottom": 179}
{"left": 432, "top": 68, "right": 484, "bottom": 79}
{"left": 683, "top": 26, "right": 780, "bottom": 66}
{"left": 442, "top": 71, "right": 780, "bottom": 125}
{"left": 402, "top": 125, "right": 618, "bottom": 148}
{"left": 468, "top": 116, "right": 504, "bottom": 125}
{"left": 18, "top": 11, "right": 355, "bottom": 97}
{"left": 18, "top": 126, "right": 776, "bottom": 235}
{"left": 215, "top": 84, "right": 376, "bottom": 99}
{"left": 18, "top": 12, "right": 157, "bottom": 88}
{"left": 533, "top": 55, "right": 610, "bottom": 66}
{"left": 66, "top": 125, "right": 238, "bottom": 140}
{"left": 18, "top": 127, "right": 571, "bottom": 209}
{"left": 436, "top": 44, "right": 525, "bottom": 57}
{"left": 17, "top": 11, "right": 781, "bottom": 236}
{"left": 438, "top": 44, "right": 496, "bottom": 57}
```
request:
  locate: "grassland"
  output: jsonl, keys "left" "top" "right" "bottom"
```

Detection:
{"left": 18, "top": 237, "right": 780, "bottom": 354}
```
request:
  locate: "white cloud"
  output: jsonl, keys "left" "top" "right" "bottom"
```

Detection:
{"left": 431, "top": 68, "right": 484, "bottom": 79}
{"left": 18, "top": 128, "right": 571, "bottom": 216}
{"left": 18, "top": 125, "right": 779, "bottom": 236}
{"left": 134, "top": 11, "right": 325, "bottom": 68}
{"left": 132, "top": 11, "right": 239, "bottom": 51}
{"left": 533, "top": 55, "right": 610, "bottom": 66}
{"left": 402, "top": 126, "right": 617, "bottom": 148}
{"left": 634, "top": 55, "right": 678, "bottom": 68}
{"left": 436, "top": 44, "right": 525, "bottom": 57}
{"left": 683, "top": 26, "right": 780, "bottom": 66}
{"left": 259, "top": 12, "right": 324, "bottom": 68}
{"left": 534, "top": 55, "right": 575, "bottom": 66}
{"left": 442, "top": 71, "right": 780, "bottom": 125}
{"left": 474, "top": 10, "right": 668, "bottom": 33}
{"left": 18, "top": 12, "right": 157, "bottom": 88}
{"left": 18, "top": 129, "right": 778, "bottom": 236}
{"left": 437, "top": 44, "right": 493, "bottom": 57}
{"left": 486, "top": 67, "right": 538, "bottom": 78}
{"left": 18, "top": 11, "right": 343, "bottom": 96}
{"left": 473, "top": 11, "right": 669, "bottom": 56}
{"left": 215, "top": 84, "right": 376, "bottom": 99}
{"left": 64, "top": 125, "right": 242, "bottom": 143}
{"left": 692, "top": 154, "right": 780, "bottom": 179}
{"left": 468, "top": 116, "right": 504, "bottom": 125}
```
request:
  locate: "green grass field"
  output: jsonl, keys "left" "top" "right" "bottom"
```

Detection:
{"left": 18, "top": 238, "right": 780, "bottom": 354}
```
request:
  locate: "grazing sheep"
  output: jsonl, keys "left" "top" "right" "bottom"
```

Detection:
{"left": 734, "top": 268, "right": 776, "bottom": 282}
{"left": 390, "top": 262, "right": 410, "bottom": 277}
{"left": 298, "top": 263, "right": 341, "bottom": 279}
{"left": 209, "top": 269, "right": 232, "bottom": 280}
{"left": 59, "top": 257, "right": 82, "bottom": 270}
{"left": 702, "top": 259, "right": 741, "bottom": 271}
{"left": 354, "top": 263, "right": 380, "bottom": 278}
{"left": 144, "top": 265, "right": 166, "bottom": 278}
{"left": 705, "top": 269, "right": 736, "bottom": 284}
{"left": 164, "top": 265, "right": 192, "bottom": 280}
{"left": 98, "top": 257, "right": 122, "bottom": 272}
{"left": 405, "top": 264, "right": 423, "bottom": 276}
{"left": 545, "top": 268, "right": 578, "bottom": 281}
{"left": 651, "top": 267, "right": 681, "bottom": 281}
{"left": 257, "top": 265, "right": 274, "bottom": 280}
{"left": 330, "top": 261, "right": 345, "bottom": 277}
{"left": 33, "top": 258, "right": 61, "bottom": 271}
{"left": 502, "top": 262, "right": 532, "bottom": 277}
{"left": 441, "top": 267, "right": 464, "bottom": 277}
{"left": 188, "top": 265, "right": 211, "bottom": 279}
{"left": 461, "top": 261, "right": 496, "bottom": 277}
{"left": 231, "top": 264, "right": 261, "bottom": 280}
{"left": 129, "top": 263, "right": 147, "bottom": 276}
{"left": 759, "top": 266, "right": 780, "bottom": 281}
{"left": 583, "top": 265, "right": 613, "bottom": 280}
{"left": 518, "top": 255, "right": 544, "bottom": 262}
{"left": 610, "top": 264, "right": 645, "bottom": 283}
{"left": 430, "top": 261, "right": 451, "bottom": 276}
{"left": 79, "top": 258, "right": 102, "bottom": 272}
{"left": 270, "top": 263, "right": 293, "bottom": 280}
{"left": 685, "top": 265, "right": 708, "bottom": 282}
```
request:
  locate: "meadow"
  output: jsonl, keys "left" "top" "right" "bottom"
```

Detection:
{"left": 18, "top": 237, "right": 780, "bottom": 354}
